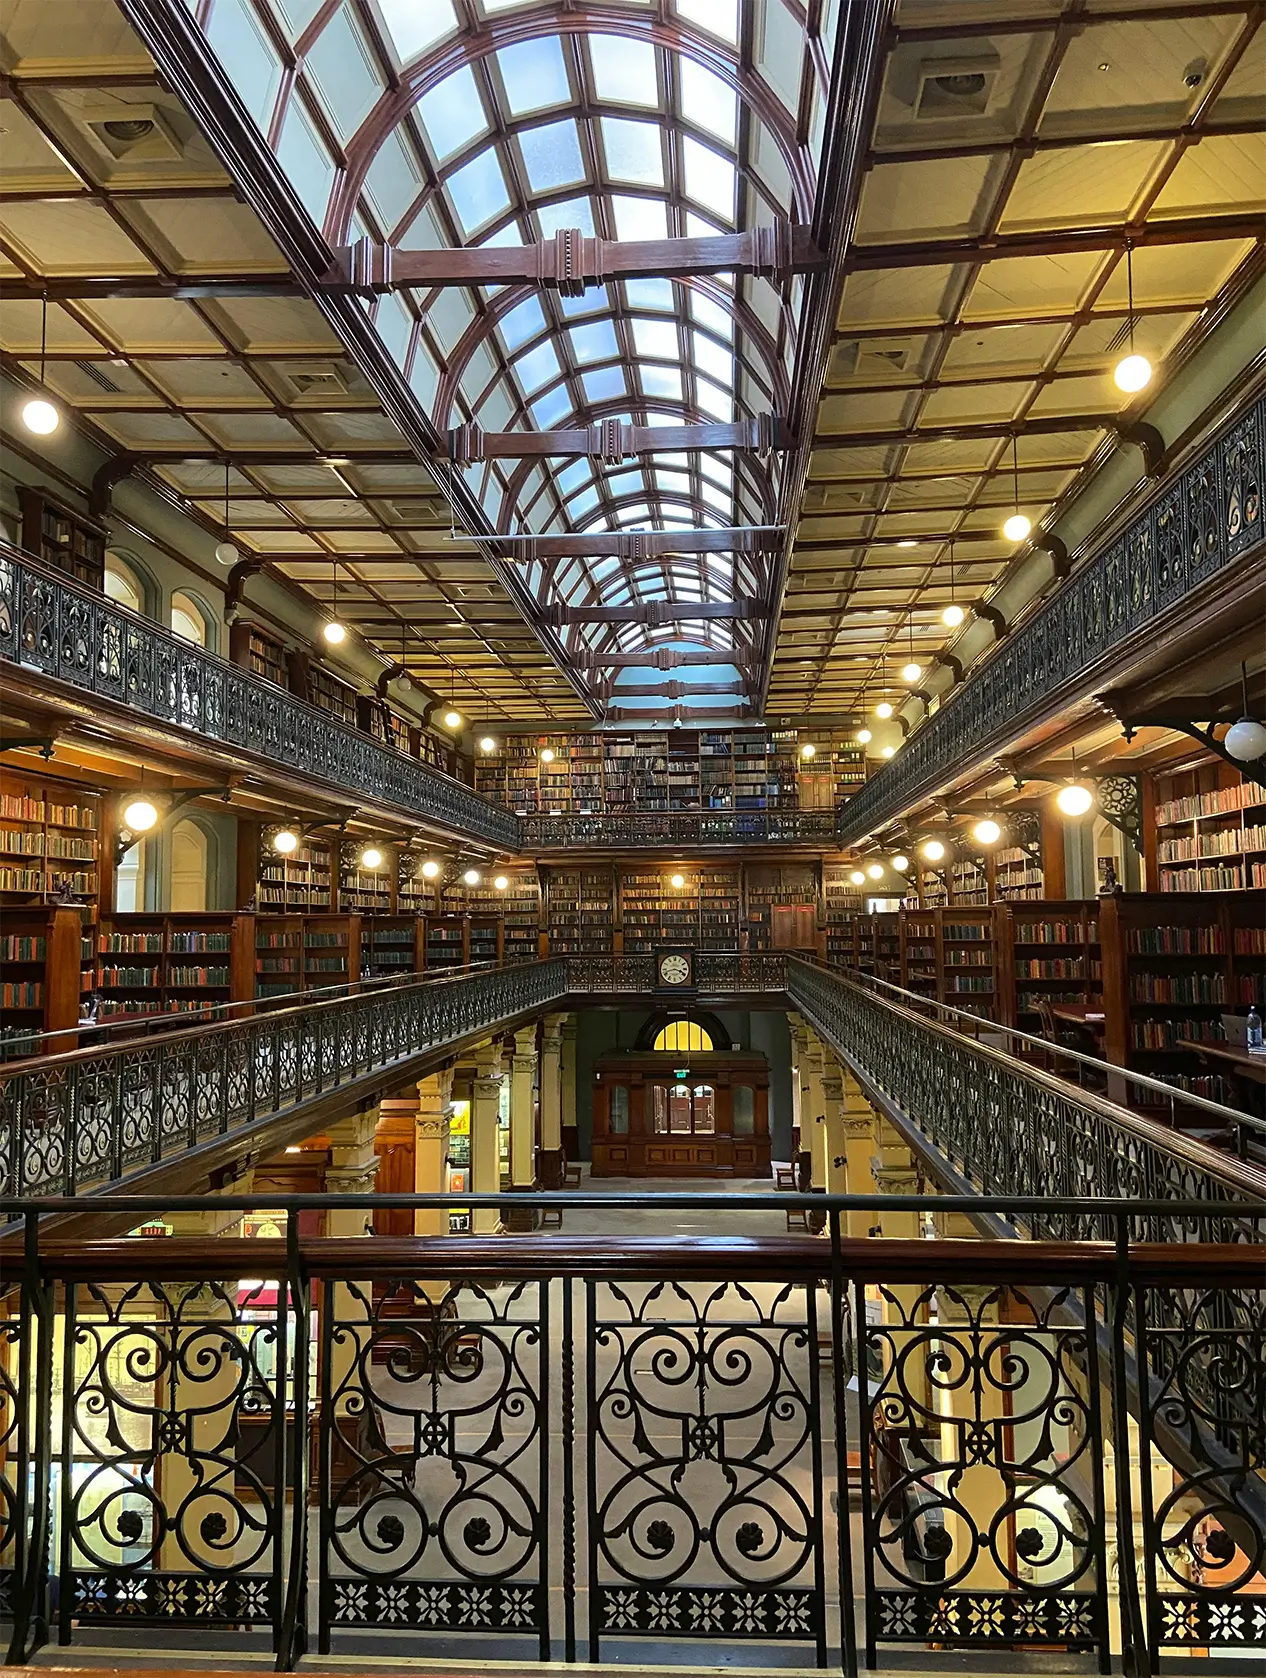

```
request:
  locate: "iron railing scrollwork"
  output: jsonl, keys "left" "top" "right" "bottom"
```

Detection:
{"left": 837, "top": 393, "right": 1265, "bottom": 844}
{"left": 0, "top": 541, "right": 518, "bottom": 849}
{"left": 0, "top": 961, "right": 565, "bottom": 1200}
{"left": 0, "top": 1198, "right": 1261, "bottom": 1670}
{"left": 517, "top": 810, "right": 841, "bottom": 848}
{"left": 786, "top": 957, "right": 1264, "bottom": 1241}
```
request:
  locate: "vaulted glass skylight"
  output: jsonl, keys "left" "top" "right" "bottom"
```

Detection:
{"left": 497, "top": 36, "right": 570, "bottom": 115}
{"left": 589, "top": 34, "right": 658, "bottom": 107}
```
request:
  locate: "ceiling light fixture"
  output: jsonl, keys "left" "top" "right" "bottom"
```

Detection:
{"left": 540, "top": 747, "right": 556, "bottom": 763}
{"left": 360, "top": 846, "right": 384, "bottom": 870}
{"left": 1001, "top": 435, "right": 1032, "bottom": 543}
{"left": 272, "top": 826, "right": 300, "bottom": 855}
{"left": 849, "top": 869, "right": 866, "bottom": 886}
{"left": 443, "top": 709, "right": 463, "bottom": 730}
{"left": 800, "top": 742, "right": 816, "bottom": 759}
{"left": 121, "top": 795, "right": 158, "bottom": 833}
{"left": 892, "top": 854, "right": 910, "bottom": 871}
{"left": 463, "top": 868, "right": 481, "bottom": 886}
{"left": 1113, "top": 240, "right": 1152, "bottom": 394}
{"left": 897, "top": 539, "right": 917, "bottom": 549}
{"left": 21, "top": 293, "right": 60, "bottom": 436}
{"left": 670, "top": 872, "right": 686, "bottom": 889}
{"left": 901, "top": 609, "right": 921, "bottom": 684}
{"left": 421, "top": 859, "right": 441, "bottom": 879}
{"left": 214, "top": 457, "right": 238, "bottom": 566}
{"left": 867, "top": 862, "right": 885, "bottom": 880}
{"left": 881, "top": 744, "right": 896, "bottom": 757}
{"left": 942, "top": 537, "right": 965, "bottom": 627}
{"left": 921, "top": 838, "right": 945, "bottom": 862}
{"left": 1221, "top": 660, "right": 1266, "bottom": 762}
{"left": 479, "top": 735, "right": 497, "bottom": 754}
{"left": 972, "top": 818, "right": 1002, "bottom": 845}
{"left": 493, "top": 874, "right": 509, "bottom": 890}
{"left": 876, "top": 700, "right": 894, "bottom": 720}
{"left": 1057, "top": 782, "right": 1094, "bottom": 817}
{"left": 857, "top": 727, "right": 872, "bottom": 744}
{"left": 323, "top": 558, "right": 346, "bottom": 644}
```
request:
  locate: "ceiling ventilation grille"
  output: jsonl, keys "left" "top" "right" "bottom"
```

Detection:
{"left": 831, "top": 339, "right": 915, "bottom": 379}
{"left": 84, "top": 105, "right": 184, "bottom": 160}
{"left": 277, "top": 361, "right": 348, "bottom": 398}
{"left": 914, "top": 53, "right": 1000, "bottom": 120}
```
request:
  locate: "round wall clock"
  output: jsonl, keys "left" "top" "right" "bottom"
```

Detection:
{"left": 659, "top": 952, "right": 691, "bottom": 986}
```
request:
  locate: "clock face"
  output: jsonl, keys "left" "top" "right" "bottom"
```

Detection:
{"left": 659, "top": 953, "right": 691, "bottom": 986}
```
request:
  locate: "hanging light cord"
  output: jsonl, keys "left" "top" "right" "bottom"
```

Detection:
{"left": 1125, "top": 240, "right": 1136, "bottom": 356}
{"left": 1012, "top": 434, "right": 1022, "bottom": 513}
{"left": 38, "top": 292, "right": 49, "bottom": 388}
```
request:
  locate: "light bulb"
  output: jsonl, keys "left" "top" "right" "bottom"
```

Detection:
{"left": 856, "top": 727, "right": 872, "bottom": 744}
{"left": 1002, "top": 511, "right": 1032, "bottom": 543}
{"left": 922, "top": 839, "right": 945, "bottom": 862}
{"left": 897, "top": 539, "right": 917, "bottom": 549}
{"left": 892, "top": 855, "right": 909, "bottom": 872}
{"left": 670, "top": 873, "right": 685, "bottom": 888}
{"left": 942, "top": 603, "right": 965, "bottom": 628}
{"left": 1224, "top": 718, "right": 1266, "bottom": 762}
{"left": 214, "top": 540, "right": 239, "bottom": 567}
{"left": 479, "top": 736, "right": 497, "bottom": 754}
{"left": 323, "top": 619, "right": 346, "bottom": 645}
{"left": 272, "top": 827, "right": 299, "bottom": 855}
{"left": 902, "top": 661, "right": 922, "bottom": 684}
{"left": 463, "top": 868, "right": 481, "bottom": 886}
{"left": 396, "top": 670, "right": 412, "bottom": 691}
{"left": 881, "top": 744, "right": 896, "bottom": 757}
{"left": 540, "top": 747, "right": 555, "bottom": 763}
{"left": 973, "top": 819, "right": 1002, "bottom": 845}
{"left": 849, "top": 870, "right": 866, "bottom": 886}
{"left": 22, "top": 396, "right": 59, "bottom": 435}
{"left": 800, "top": 742, "right": 816, "bottom": 759}
{"left": 876, "top": 702, "right": 894, "bottom": 720}
{"left": 1057, "top": 782, "right": 1094, "bottom": 817}
{"left": 421, "top": 859, "right": 441, "bottom": 879}
{"left": 493, "top": 874, "right": 509, "bottom": 890}
{"left": 867, "top": 862, "right": 884, "bottom": 880}
{"left": 122, "top": 797, "right": 158, "bottom": 833}
{"left": 1114, "top": 352, "right": 1152, "bottom": 393}
{"left": 443, "top": 709, "right": 462, "bottom": 730}
{"left": 360, "top": 847, "right": 383, "bottom": 870}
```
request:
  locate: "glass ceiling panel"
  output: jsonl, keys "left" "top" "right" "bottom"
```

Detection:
{"left": 322, "top": 0, "right": 817, "bottom": 668}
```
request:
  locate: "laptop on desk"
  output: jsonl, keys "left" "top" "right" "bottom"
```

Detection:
{"left": 1221, "top": 1014, "right": 1249, "bottom": 1048}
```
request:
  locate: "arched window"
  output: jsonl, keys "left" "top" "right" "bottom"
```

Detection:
{"left": 652, "top": 1019, "right": 714, "bottom": 1053}
{"left": 104, "top": 554, "right": 145, "bottom": 614}
{"left": 170, "top": 818, "right": 208, "bottom": 912}
{"left": 171, "top": 591, "right": 208, "bottom": 647}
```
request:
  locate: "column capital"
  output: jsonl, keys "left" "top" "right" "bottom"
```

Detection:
{"left": 820, "top": 1070, "right": 844, "bottom": 1103}
{"left": 325, "top": 1160, "right": 379, "bottom": 1196}
{"left": 513, "top": 1023, "right": 538, "bottom": 1056}
{"left": 873, "top": 1163, "right": 920, "bottom": 1195}
{"left": 474, "top": 1074, "right": 502, "bottom": 1101}
{"left": 416, "top": 1111, "right": 450, "bottom": 1140}
{"left": 842, "top": 1112, "right": 873, "bottom": 1141}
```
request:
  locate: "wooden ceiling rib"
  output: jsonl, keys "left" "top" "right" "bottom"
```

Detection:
{"left": 767, "top": 0, "right": 1264, "bottom": 721}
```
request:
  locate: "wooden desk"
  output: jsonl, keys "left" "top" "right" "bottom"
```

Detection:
{"left": 1050, "top": 1004, "right": 1106, "bottom": 1030}
{"left": 1176, "top": 1039, "right": 1266, "bottom": 1084}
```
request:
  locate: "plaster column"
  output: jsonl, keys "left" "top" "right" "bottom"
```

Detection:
{"left": 559, "top": 1015, "right": 578, "bottom": 1159}
{"left": 471, "top": 1039, "right": 504, "bottom": 1236}
{"left": 324, "top": 1105, "right": 381, "bottom": 1237}
{"left": 165, "top": 1160, "right": 255, "bottom": 1238}
{"left": 504, "top": 1024, "right": 539, "bottom": 1231}
{"left": 873, "top": 1134, "right": 929, "bottom": 1411}
{"left": 787, "top": 1013, "right": 807, "bottom": 1158}
{"left": 413, "top": 1068, "right": 453, "bottom": 1238}
{"left": 841, "top": 1071, "right": 878, "bottom": 1238}
{"left": 819, "top": 1057, "right": 847, "bottom": 1197}
{"left": 802, "top": 1032, "right": 827, "bottom": 1191}
{"left": 536, "top": 1012, "right": 567, "bottom": 1187}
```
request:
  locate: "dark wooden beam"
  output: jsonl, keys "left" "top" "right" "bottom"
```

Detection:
{"left": 449, "top": 416, "right": 791, "bottom": 464}
{"left": 596, "top": 679, "right": 748, "bottom": 700}
{"left": 0, "top": 276, "right": 305, "bottom": 300}
{"left": 484, "top": 525, "right": 783, "bottom": 559}
{"left": 547, "top": 599, "right": 763, "bottom": 626}
{"left": 574, "top": 648, "right": 751, "bottom": 670}
{"left": 603, "top": 702, "right": 753, "bottom": 720}
{"left": 329, "top": 225, "right": 823, "bottom": 295}
{"left": 848, "top": 212, "right": 1264, "bottom": 271}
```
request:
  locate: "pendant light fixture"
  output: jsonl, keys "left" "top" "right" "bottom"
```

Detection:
{"left": 21, "top": 294, "right": 60, "bottom": 435}
{"left": 1113, "top": 240, "right": 1152, "bottom": 394}
{"left": 442, "top": 664, "right": 462, "bottom": 731}
{"left": 323, "top": 559, "right": 346, "bottom": 644}
{"left": 1056, "top": 750, "right": 1094, "bottom": 816}
{"left": 1002, "top": 436, "right": 1032, "bottom": 543}
{"left": 1224, "top": 661, "right": 1266, "bottom": 762}
{"left": 942, "top": 538, "right": 965, "bottom": 628}
{"left": 214, "top": 459, "right": 239, "bottom": 566}
{"left": 901, "top": 611, "right": 921, "bottom": 684}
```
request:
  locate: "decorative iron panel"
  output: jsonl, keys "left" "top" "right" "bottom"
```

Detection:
{"left": 856, "top": 1279, "right": 1107, "bottom": 1662}
{"left": 0, "top": 961, "right": 567, "bottom": 1200}
{"left": 518, "top": 810, "right": 839, "bottom": 848}
{"left": 58, "top": 1277, "right": 287, "bottom": 1640}
{"left": 0, "top": 542, "right": 518, "bottom": 849}
{"left": 586, "top": 1277, "right": 827, "bottom": 1664}
{"left": 836, "top": 394, "right": 1266, "bottom": 845}
{"left": 318, "top": 1277, "right": 548, "bottom": 1657}
{"left": 786, "top": 957, "right": 1262, "bottom": 1240}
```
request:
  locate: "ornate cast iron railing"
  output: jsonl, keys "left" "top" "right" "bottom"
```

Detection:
{"left": 787, "top": 956, "right": 1264, "bottom": 1240}
{"left": 0, "top": 960, "right": 565, "bottom": 1200}
{"left": 1, "top": 1192, "right": 1262, "bottom": 1672}
{"left": 565, "top": 950, "right": 791, "bottom": 993}
{"left": 518, "top": 809, "right": 842, "bottom": 847}
{"left": 837, "top": 391, "right": 1266, "bottom": 843}
{"left": 0, "top": 540, "right": 519, "bottom": 849}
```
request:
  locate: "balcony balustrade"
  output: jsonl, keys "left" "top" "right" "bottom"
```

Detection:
{"left": 0, "top": 1191, "right": 1262, "bottom": 1672}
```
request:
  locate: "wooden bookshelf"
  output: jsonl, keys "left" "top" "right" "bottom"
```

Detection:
{"left": 255, "top": 915, "right": 303, "bottom": 999}
{"left": 18, "top": 486, "right": 106, "bottom": 590}
{"left": 228, "top": 620, "right": 289, "bottom": 689}
{"left": 303, "top": 915, "right": 361, "bottom": 988}
{"left": 0, "top": 904, "right": 92, "bottom": 1054}
{"left": 97, "top": 912, "right": 254, "bottom": 1021}
{"left": 549, "top": 866, "right": 616, "bottom": 956}
{"left": 1006, "top": 901, "right": 1102, "bottom": 1027}
{"left": 425, "top": 916, "right": 469, "bottom": 972}
{"left": 339, "top": 844, "right": 395, "bottom": 916}
{"left": 1099, "top": 890, "right": 1266, "bottom": 1113}
{"left": 746, "top": 863, "right": 818, "bottom": 952}
{"left": 994, "top": 843, "right": 1045, "bottom": 900}
{"left": 465, "top": 870, "right": 541, "bottom": 963}
{"left": 364, "top": 916, "right": 424, "bottom": 979}
{"left": 258, "top": 838, "right": 332, "bottom": 911}
{"left": 0, "top": 770, "right": 99, "bottom": 907}
{"left": 306, "top": 662, "right": 359, "bottom": 729}
{"left": 894, "top": 906, "right": 1009, "bottom": 1024}
{"left": 1154, "top": 765, "right": 1266, "bottom": 893}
